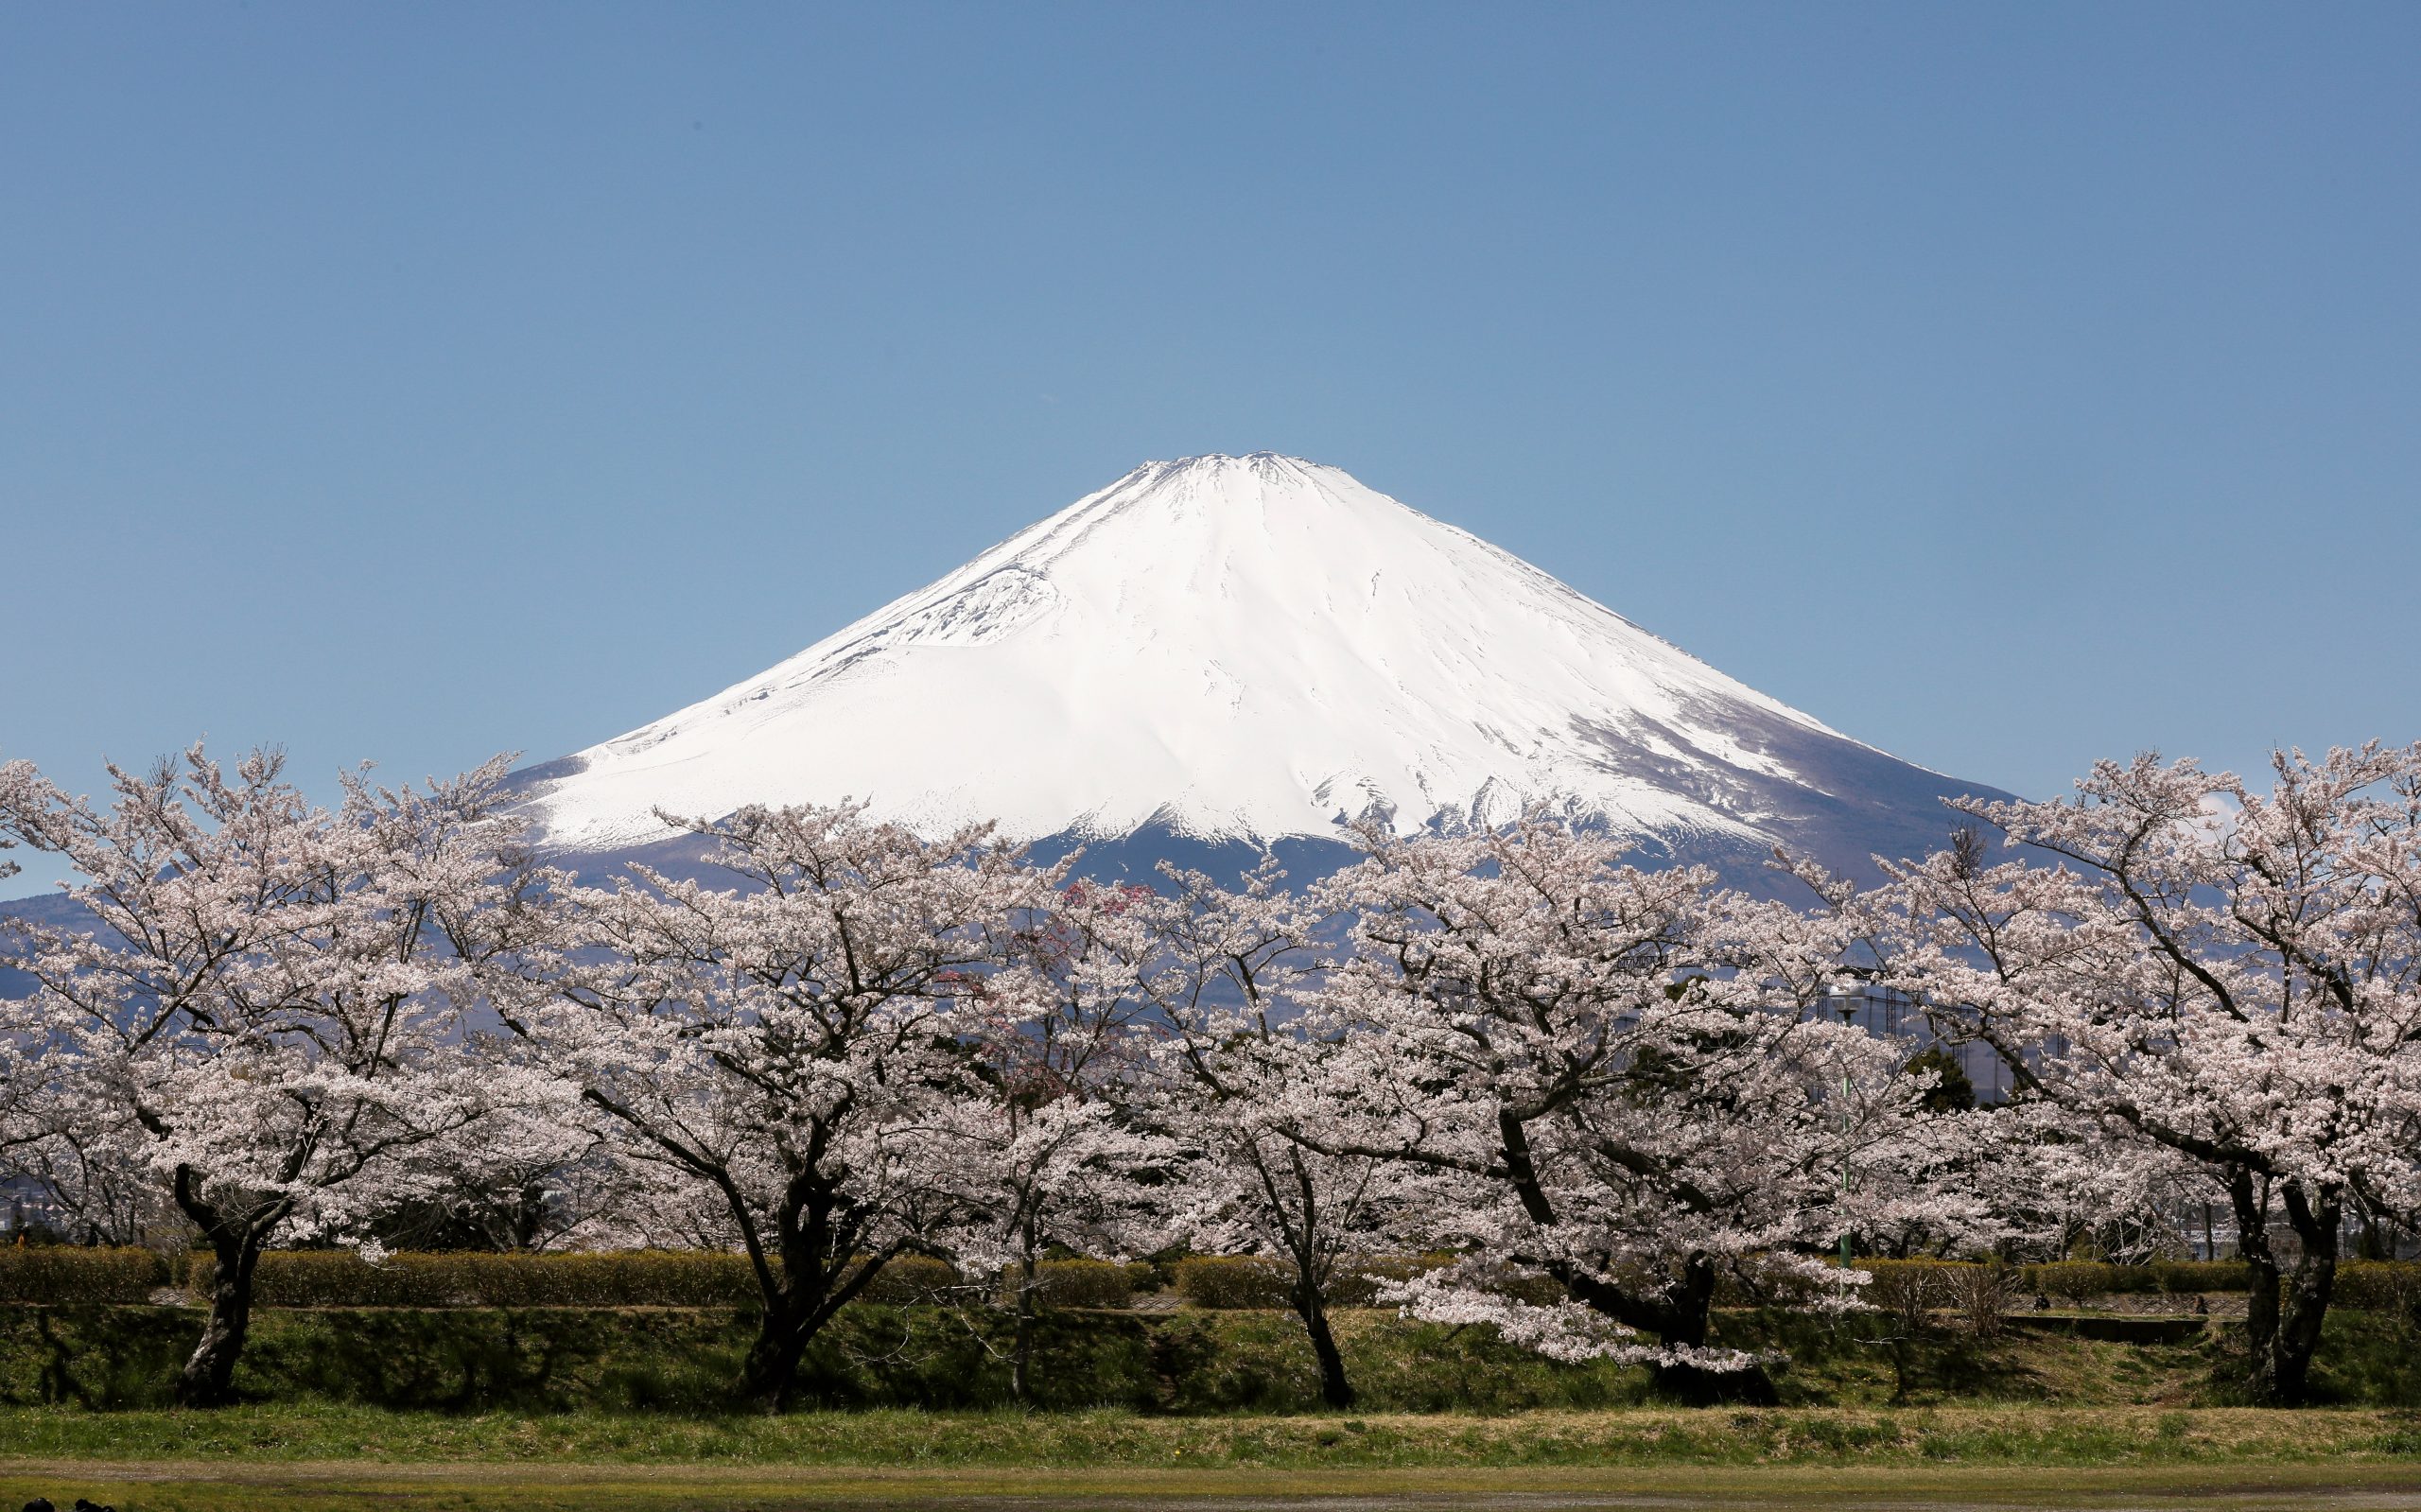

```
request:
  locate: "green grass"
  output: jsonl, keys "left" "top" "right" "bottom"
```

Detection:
{"left": 7, "top": 1300, "right": 2421, "bottom": 1508}
{"left": 2, "top": 1402, "right": 2417, "bottom": 1468}
{"left": 5, "top": 1412, "right": 2421, "bottom": 1511}
{"left": 6, "top": 1462, "right": 2421, "bottom": 1512}
{"left": 5, "top": 1461, "right": 2421, "bottom": 1509}
{"left": 1, "top": 1303, "right": 1669, "bottom": 1415}
{"left": 16, "top": 1300, "right": 2417, "bottom": 1416}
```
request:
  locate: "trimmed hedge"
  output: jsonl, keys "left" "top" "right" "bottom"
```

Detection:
{"left": 187, "top": 1250, "right": 759, "bottom": 1308}
{"left": 2338, "top": 1260, "right": 2421, "bottom": 1315}
{"left": 1172, "top": 1255, "right": 1485, "bottom": 1310}
{"left": 1176, "top": 1256, "right": 1294, "bottom": 1309}
{"left": 1854, "top": 1258, "right": 2409, "bottom": 1305}
{"left": 184, "top": 1250, "right": 986, "bottom": 1309}
{"left": 0, "top": 1245, "right": 167, "bottom": 1305}
{"left": 1023, "top": 1260, "right": 1152, "bottom": 1310}
{"left": 2023, "top": 1260, "right": 2257, "bottom": 1297}
{"left": 857, "top": 1257, "right": 964, "bottom": 1306}
{"left": 2147, "top": 1260, "right": 2256, "bottom": 1294}
{"left": 1853, "top": 1259, "right": 2256, "bottom": 1305}
{"left": 176, "top": 1251, "right": 1150, "bottom": 1311}
{"left": 2027, "top": 1261, "right": 2134, "bottom": 1303}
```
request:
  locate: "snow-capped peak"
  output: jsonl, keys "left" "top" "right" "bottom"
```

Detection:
{"left": 521, "top": 455, "right": 1987, "bottom": 875}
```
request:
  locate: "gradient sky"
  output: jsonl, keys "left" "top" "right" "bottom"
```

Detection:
{"left": 5, "top": 3, "right": 2417, "bottom": 895}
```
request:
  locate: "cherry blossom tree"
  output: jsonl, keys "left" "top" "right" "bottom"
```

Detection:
{"left": 0, "top": 818, "right": 34, "bottom": 1217}
{"left": 1880, "top": 745, "right": 2421, "bottom": 1405}
{"left": 0, "top": 1060, "right": 164, "bottom": 1245}
{"left": 508, "top": 801, "right": 1047, "bottom": 1412}
{"left": 931, "top": 877, "right": 1175, "bottom": 1403}
{"left": 1135, "top": 858, "right": 1423, "bottom": 1409}
{"left": 362, "top": 1094, "right": 603, "bottom": 1252}
{"left": 1302, "top": 816, "right": 1979, "bottom": 1403}
{"left": 0, "top": 746, "right": 555, "bottom": 1405}
{"left": 2, "top": 826, "right": 165, "bottom": 1247}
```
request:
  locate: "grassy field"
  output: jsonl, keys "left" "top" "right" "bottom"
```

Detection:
{"left": 7, "top": 1460, "right": 2421, "bottom": 1512}
{"left": 6, "top": 1414, "right": 2421, "bottom": 1512}
{"left": 5, "top": 1401, "right": 2421, "bottom": 1466}
{"left": 11, "top": 1300, "right": 2419, "bottom": 1415}
{"left": 7, "top": 1302, "right": 2419, "bottom": 1508}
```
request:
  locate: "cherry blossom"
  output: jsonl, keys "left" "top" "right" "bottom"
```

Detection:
{"left": 1878, "top": 745, "right": 2421, "bottom": 1404}
{"left": 1298, "top": 815, "right": 1986, "bottom": 1402}
{"left": 0, "top": 746, "right": 556, "bottom": 1404}
{"left": 931, "top": 877, "right": 1176, "bottom": 1402}
{"left": 1132, "top": 857, "right": 1432, "bottom": 1409}
{"left": 504, "top": 801, "right": 1048, "bottom": 1411}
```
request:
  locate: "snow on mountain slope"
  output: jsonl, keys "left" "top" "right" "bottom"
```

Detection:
{"left": 520, "top": 454, "right": 2004, "bottom": 878}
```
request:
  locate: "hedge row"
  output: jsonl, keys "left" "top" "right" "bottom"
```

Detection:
{"left": 1855, "top": 1259, "right": 2259, "bottom": 1301}
{"left": 2024, "top": 1260, "right": 2257, "bottom": 1298}
{"left": 1023, "top": 1260, "right": 1155, "bottom": 1310}
{"left": 1176, "top": 1255, "right": 1443, "bottom": 1310}
{"left": 1173, "top": 1256, "right": 1295, "bottom": 1309}
{"left": 1854, "top": 1258, "right": 2421, "bottom": 1308}
{"left": 2337, "top": 1260, "right": 2421, "bottom": 1312}
{"left": 1169, "top": 1255, "right": 1557, "bottom": 1310}
{"left": 0, "top": 1246, "right": 168, "bottom": 1304}
{"left": 183, "top": 1250, "right": 748, "bottom": 1308}
{"left": 176, "top": 1250, "right": 1149, "bottom": 1311}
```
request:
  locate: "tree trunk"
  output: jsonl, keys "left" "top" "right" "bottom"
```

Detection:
{"left": 1291, "top": 1275, "right": 1356, "bottom": 1409}
{"left": 1559, "top": 1252, "right": 1773, "bottom": 1404}
{"left": 2267, "top": 1251, "right": 2336, "bottom": 1405}
{"left": 1647, "top": 1344, "right": 1776, "bottom": 1403}
{"left": 738, "top": 1240, "right": 902, "bottom": 1411}
{"left": 177, "top": 1231, "right": 263, "bottom": 1408}
{"left": 1011, "top": 1243, "right": 1038, "bottom": 1407}
{"left": 1490, "top": 1113, "right": 1771, "bottom": 1402}
{"left": 2269, "top": 1187, "right": 2339, "bottom": 1407}
{"left": 2232, "top": 1172, "right": 2339, "bottom": 1406}
{"left": 1642, "top": 1256, "right": 1775, "bottom": 1406}
{"left": 2233, "top": 1172, "right": 2287, "bottom": 1403}
{"left": 1886, "top": 1332, "right": 1917, "bottom": 1405}
{"left": 740, "top": 1297, "right": 813, "bottom": 1413}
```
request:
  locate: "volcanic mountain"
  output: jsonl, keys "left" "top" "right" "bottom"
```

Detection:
{"left": 516, "top": 454, "right": 2008, "bottom": 885}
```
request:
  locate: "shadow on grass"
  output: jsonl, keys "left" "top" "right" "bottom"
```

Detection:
{"left": 3, "top": 1300, "right": 2415, "bottom": 1417}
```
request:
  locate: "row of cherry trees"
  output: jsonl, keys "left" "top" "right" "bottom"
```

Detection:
{"left": 3, "top": 742, "right": 2417, "bottom": 1410}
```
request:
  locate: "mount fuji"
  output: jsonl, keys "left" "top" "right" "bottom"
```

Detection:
{"left": 514, "top": 454, "right": 2011, "bottom": 887}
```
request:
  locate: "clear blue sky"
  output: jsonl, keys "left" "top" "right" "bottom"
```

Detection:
{"left": 5, "top": 3, "right": 2417, "bottom": 895}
